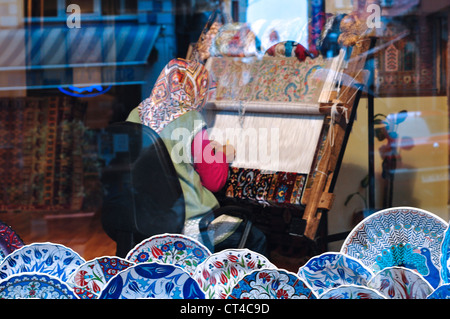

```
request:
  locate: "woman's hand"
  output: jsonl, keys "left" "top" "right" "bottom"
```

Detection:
{"left": 210, "top": 140, "right": 235, "bottom": 163}
{"left": 222, "top": 144, "right": 235, "bottom": 163}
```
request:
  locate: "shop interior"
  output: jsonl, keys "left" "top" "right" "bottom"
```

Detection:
{"left": 0, "top": 0, "right": 448, "bottom": 299}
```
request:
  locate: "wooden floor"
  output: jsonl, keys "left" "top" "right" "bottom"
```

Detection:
{"left": 0, "top": 210, "right": 117, "bottom": 261}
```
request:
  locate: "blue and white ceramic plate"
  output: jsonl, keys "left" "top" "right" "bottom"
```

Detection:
{"left": 228, "top": 268, "right": 316, "bottom": 299}
{"left": 68, "top": 256, "right": 135, "bottom": 299}
{"left": 126, "top": 233, "right": 211, "bottom": 276}
{"left": 440, "top": 225, "right": 450, "bottom": 284}
{"left": 297, "top": 252, "right": 374, "bottom": 296}
{"left": 427, "top": 284, "right": 450, "bottom": 299}
{"left": 368, "top": 266, "right": 434, "bottom": 299}
{"left": 0, "top": 272, "right": 77, "bottom": 299}
{"left": 98, "top": 262, "right": 205, "bottom": 299}
{"left": 318, "top": 284, "right": 386, "bottom": 299}
{"left": 0, "top": 242, "right": 85, "bottom": 282}
{"left": 341, "top": 206, "right": 448, "bottom": 289}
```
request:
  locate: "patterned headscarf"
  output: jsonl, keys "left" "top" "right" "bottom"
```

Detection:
{"left": 138, "top": 58, "right": 212, "bottom": 133}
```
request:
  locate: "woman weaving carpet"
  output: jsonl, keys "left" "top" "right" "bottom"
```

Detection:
{"left": 126, "top": 58, "right": 267, "bottom": 256}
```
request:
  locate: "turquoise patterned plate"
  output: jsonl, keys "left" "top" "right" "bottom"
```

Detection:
{"left": 341, "top": 206, "right": 448, "bottom": 289}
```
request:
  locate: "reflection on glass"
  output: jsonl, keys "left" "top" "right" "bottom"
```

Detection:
{"left": 66, "top": 0, "right": 94, "bottom": 14}
{"left": 0, "top": 0, "right": 447, "bottom": 277}
{"left": 25, "top": 0, "right": 58, "bottom": 17}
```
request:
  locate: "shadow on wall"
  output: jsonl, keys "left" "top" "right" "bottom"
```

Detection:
{"left": 327, "top": 161, "right": 419, "bottom": 249}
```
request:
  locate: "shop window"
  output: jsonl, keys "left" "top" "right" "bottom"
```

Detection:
{"left": 65, "top": 0, "right": 96, "bottom": 14}
{"left": 246, "top": 0, "right": 311, "bottom": 52}
{"left": 0, "top": 0, "right": 448, "bottom": 292}
{"left": 24, "top": 0, "right": 58, "bottom": 17}
{"left": 232, "top": 0, "right": 239, "bottom": 21}
{"left": 101, "top": 0, "right": 138, "bottom": 16}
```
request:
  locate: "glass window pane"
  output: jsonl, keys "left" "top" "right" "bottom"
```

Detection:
{"left": 122, "top": 0, "right": 137, "bottom": 14}
{"left": 25, "top": 0, "right": 58, "bottom": 17}
{"left": 101, "top": 0, "right": 120, "bottom": 15}
{"left": 66, "top": 0, "right": 94, "bottom": 14}
{"left": 101, "top": 0, "right": 137, "bottom": 15}
{"left": 0, "top": 1, "right": 447, "bottom": 286}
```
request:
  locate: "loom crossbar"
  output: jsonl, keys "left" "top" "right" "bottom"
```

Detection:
{"left": 206, "top": 37, "right": 375, "bottom": 242}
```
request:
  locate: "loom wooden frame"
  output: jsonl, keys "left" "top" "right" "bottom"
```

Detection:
{"left": 301, "top": 37, "right": 376, "bottom": 239}
{"left": 205, "top": 37, "right": 376, "bottom": 241}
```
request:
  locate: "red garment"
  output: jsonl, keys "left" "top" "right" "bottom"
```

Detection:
{"left": 191, "top": 129, "right": 229, "bottom": 193}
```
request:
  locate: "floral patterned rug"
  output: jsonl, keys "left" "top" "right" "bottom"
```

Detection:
{"left": 0, "top": 97, "right": 87, "bottom": 213}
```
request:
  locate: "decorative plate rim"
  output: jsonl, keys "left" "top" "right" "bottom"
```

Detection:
{"left": 227, "top": 267, "right": 317, "bottom": 299}
{"left": 125, "top": 232, "right": 212, "bottom": 260}
{"left": 368, "top": 265, "right": 434, "bottom": 285}
{"left": 71, "top": 255, "right": 135, "bottom": 274}
{"left": 297, "top": 252, "right": 374, "bottom": 295}
{"left": 193, "top": 248, "right": 276, "bottom": 299}
{"left": 98, "top": 261, "right": 205, "bottom": 299}
{"left": 68, "top": 255, "right": 135, "bottom": 290}
{"left": 298, "top": 251, "right": 375, "bottom": 275}
{"left": 341, "top": 206, "right": 449, "bottom": 252}
{"left": 0, "top": 241, "right": 86, "bottom": 281}
{"left": 0, "top": 221, "right": 24, "bottom": 255}
{"left": 367, "top": 266, "right": 434, "bottom": 298}
{"left": 340, "top": 206, "right": 449, "bottom": 286}
{"left": 0, "top": 271, "right": 78, "bottom": 299}
{"left": 318, "top": 284, "right": 387, "bottom": 299}
{"left": 427, "top": 283, "right": 450, "bottom": 299}
{"left": 0, "top": 241, "right": 85, "bottom": 262}
{"left": 440, "top": 225, "right": 450, "bottom": 283}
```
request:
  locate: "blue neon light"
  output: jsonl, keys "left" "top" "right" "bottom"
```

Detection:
{"left": 58, "top": 85, "right": 112, "bottom": 97}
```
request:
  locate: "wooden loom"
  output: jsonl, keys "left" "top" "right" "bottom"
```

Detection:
{"left": 201, "top": 31, "right": 376, "bottom": 243}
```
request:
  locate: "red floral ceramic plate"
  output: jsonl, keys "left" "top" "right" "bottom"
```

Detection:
{"left": 125, "top": 233, "right": 211, "bottom": 276}
{"left": 68, "top": 256, "right": 134, "bottom": 299}
{"left": 228, "top": 268, "right": 316, "bottom": 299}
{"left": 0, "top": 221, "right": 24, "bottom": 262}
{"left": 367, "top": 266, "right": 433, "bottom": 299}
{"left": 193, "top": 248, "right": 276, "bottom": 299}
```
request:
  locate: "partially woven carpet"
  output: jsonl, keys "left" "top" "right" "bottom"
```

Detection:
{"left": 223, "top": 167, "right": 307, "bottom": 206}
{"left": 0, "top": 97, "right": 87, "bottom": 212}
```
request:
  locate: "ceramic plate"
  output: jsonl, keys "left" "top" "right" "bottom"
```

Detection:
{"left": 98, "top": 262, "right": 205, "bottom": 299}
{"left": 440, "top": 225, "right": 450, "bottom": 284}
{"left": 68, "top": 256, "right": 134, "bottom": 299}
{"left": 72, "top": 287, "right": 97, "bottom": 299}
{"left": 193, "top": 248, "right": 276, "bottom": 299}
{"left": 0, "top": 242, "right": 85, "bottom": 282}
{"left": 0, "top": 272, "right": 77, "bottom": 299}
{"left": 427, "top": 284, "right": 450, "bottom": 299}
{"left": 297, "top": 252, "right": 374, "bottom": 296}
{"left": 367, "top": 266, "right": 434, "bottom": 299}
{"left": 227, "top": 268, "right": 316, "bottom": 299}
{"left": 0, "top": 221, "right": 24, "bottom": 263}
{"left": 341, "top": 206, "right": 448, "bottom": 289}
{"left": 318, "top": 284, "right": 386, "bottom": 299}
{"left": 126, "top": 233, "right": 211, "bottom": 276}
